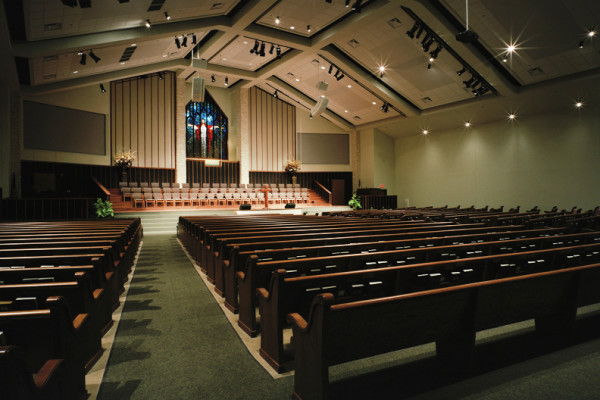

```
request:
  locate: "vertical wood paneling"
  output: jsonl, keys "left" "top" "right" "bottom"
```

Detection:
{"left": 249, "top": 87, "right": 296, "bottom": 172}
{"left": 111, "top": 72, "right": 176, "bottom": 169}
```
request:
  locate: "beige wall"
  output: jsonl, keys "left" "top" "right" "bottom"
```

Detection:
{"left": 21, "top": 84, "right": 111, "bottom": 166}
{"left": 373, "top": 129, "right": 396, "bottom": 195}
{"left": 394, "top": 106, "right": 600, "bottom": 210}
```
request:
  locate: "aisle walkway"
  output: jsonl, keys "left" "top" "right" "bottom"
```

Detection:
{"left": 97, "top": 234, "right": 292, "bottom": 400}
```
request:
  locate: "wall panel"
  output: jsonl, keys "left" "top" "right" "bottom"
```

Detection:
{"left": 111, "top": 72, "right": 176, "bottom": 169}
{"left": 249, "top": 87, "right": 296, "bottom": 172}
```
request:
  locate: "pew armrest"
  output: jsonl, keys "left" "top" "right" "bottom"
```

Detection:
{"left": 287, "top": 312, "right": 308, "bottom": 331}
{"left": 72, "top": 313, "right": 89, "bottom": 331}
{"left": 34, "top": 359, "right": 63, "bottom": 388}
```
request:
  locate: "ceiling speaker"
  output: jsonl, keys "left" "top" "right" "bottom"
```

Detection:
{"left": 316, "top": 81, "right": 328, "bottom": 91}
{"left": 310, "top": 97, "right": 329, "bottom": 117}
{"left": 192, "top": 77, "right": 205, "bottom": 102}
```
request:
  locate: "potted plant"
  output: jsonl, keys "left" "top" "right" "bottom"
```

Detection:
{"left": 94, "top": 198, "right": 114, "bottom": 219}
{"left": 348, "top": 193, "right": 362, "bottom": 210}
{"left": 283, "top": 159, "right": 301, "bottom": 184}
{"left": 114, "top": 149, "right": 136, "bottom": 182}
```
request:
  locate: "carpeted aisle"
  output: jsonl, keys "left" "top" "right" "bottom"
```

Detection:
{"left": 97, "top": 234, "right": 293, "bottom": 400}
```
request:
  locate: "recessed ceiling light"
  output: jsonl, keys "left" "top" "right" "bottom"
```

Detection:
{"left": 321, "top": 95, "right": 325, "bottom": 98}
{"left": 223, "top": 58, "right": 227, "bottom": 61}
{"left": 243, "top": 41, "right": 248, "bottom": 44}
{"left": 508, "top": 113, "right": 516, "bottom": 120}
{"left": 575, "top": 101, "right": 583, "bottom": 108}
{"left": 345, "top": 110, "right": 348, "bottom": 113}
{"left": 372, "top": 101, "right": 376, "bottom": 105}
{"left": 120, "top": 62, "right": 125, "bottom": 65}
{"left": 131, "top": 43, "right": 137, "bottom": 47}
{"left": 464, "top": 121, "right": 471, "bottom": 127}
{"left": 290, "top": 26, "right": 295, "bottom": 30}
{"left": 321, "top": 66, "right": 325, "bottom": 70}
{"left": 422, "top": 129, "right": 429, "bottom": 135}
{"left": 347, "top": 84, "right": 352, "bottom": 88}
{"left": 507, "top": 44, "right": 516, "bottom": 53}
{"left": 429, "top": 57, "right": 434, "bottom": 62}
{"left": 162, "top": 54, "right": 167, "bottom": 58}
{"left": 73, "top": 70, "right": 79, "bottom": 74}
{"left": 588, "top": 30, "right": 596, "bottom": 37}
{"left": 275, "top": 15, "right": 280, "bottom": 25}
{"left": 295, "top": 78, "right": 300, "bottom": 82}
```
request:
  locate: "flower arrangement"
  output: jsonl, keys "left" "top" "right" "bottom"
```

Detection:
{"left": 283, "top": 159, "right": 301, "bottom": 174}
{"left": 114, "top": 150, "right": 135, "bottom": 168}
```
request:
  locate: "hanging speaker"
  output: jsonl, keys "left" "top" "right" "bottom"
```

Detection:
{"left": 192, "top": 77, "right": 205, "bottom": 102}
{"left": 310, "top": 97, "right": 328, "bottom": 117}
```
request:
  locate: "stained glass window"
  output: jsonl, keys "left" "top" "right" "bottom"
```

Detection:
{"left": 185, "top": 92, "right": 228, "bottom": 159}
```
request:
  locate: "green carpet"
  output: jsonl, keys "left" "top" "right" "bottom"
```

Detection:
{"left": 97, "top": 234, "right": 293, "bottom": 399}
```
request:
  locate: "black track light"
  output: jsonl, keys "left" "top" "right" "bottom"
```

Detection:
{"left": 334, "top": 68, "right": 340, "bottom": 78}
{"left": 471, "top": 82, "right": 481, "bottom": 94}
{"left": 457, "top": 66, "right": 466, "bottom": 76}
{"left": 352, "top": 0, "right": 362, "bottom": 13}
{"left": 427, "top": 63, "right": 432, "bottom": 70}
{"left": 89, "top": 50, "right": 100, "bottom": 63}
{"left": 429, "top": 44, "right": 443, "bottom": 59}
{"left": 158, "top": 71, "right": 164, "bottom": 80}
{"left": 250, "top": 40, "right": 259, "bottom": 54}
{"left": 345, "top": 0, "right": 351, "bottom": 6}
{"left": 406, "top": 22, "right": 419, "bottom": 39}
{"left": 328, "top": 64, "right": 333, "bottom": 74}
{"left": 145, "top": 19, "right": 151, "bottom": 28}
{"left": 463, "top": 76, "right": 476, "bottom": 88}
{"left": 79, "top": 53, "right": 87, "bottom": 65}
{"left": 192, "top": 35, "right": 197, "bottom": 45}
{"left": 225, "top": 77, "right": 229, "bottom": 86}
{"left": 326, "top": 0, "right": 332, "bottom": 3}
{"left": 380, "top": 103, "right": 389, "bottom": 113}
{"left": 100, "top": 83, "right": 106, "bottom": 93}
{"left": 421, "top": 33, "right": 431, "bottom": 47}
{"left": 273, "top": 90, "right": 278, "bottom": 98}
{"left": 211, "top": 75, "right": 215, "bottom": 83}
{"left": 269, "top": 44, "right": 274, "bottom": 54}
{"left": 423, "top": 38, "right": 435, "bottom": 53}
{"left": 259, "top": 41, "right": 266, "bottom": 57}
{"left": 276, "top": 46, "right": 281, "bottom": 59}
{"left": 164, "top": 12, "right": 171, "bottom": 21}
{"left": 475, "top": 86, "right": 490, "bottom": 97}
{"left": 415, "top": 25, "right": 424, "bottom": 39}
{"left": 61, "top": 0, "right": 77, "bottom": 7}
{"left": 181, "top": 36, "right": 187, "bottom": 47}
{"left": 175, "top": 37, "right": 181, "bottom": 49}
{"left": 336, "top": 73, "right": 344, "bottom": 81}
{"left": 579, "top": 41, "right": 584, "bottom": 48}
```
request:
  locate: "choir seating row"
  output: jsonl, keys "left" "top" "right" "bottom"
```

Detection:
{"left": 119, "top": 181, "right": 302, "bottom": 189}
{"left": 121, "top": 186, "right": 308, "bottom": 201}
{"left": 177, "top": 212, "right": 600, "bottom": 400}
{"left": 130, "top": 190, "right": 310, "bottom": 208}
{"left": 0, "top": 219, "right": 142, "bottom": 399}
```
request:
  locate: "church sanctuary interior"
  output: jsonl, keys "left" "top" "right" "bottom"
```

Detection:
{"left": 2, "top": 0, "right": 600, "bottom": 399}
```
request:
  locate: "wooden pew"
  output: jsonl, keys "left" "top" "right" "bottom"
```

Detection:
{"left": 0, "top": 297, "right": 90, "bottom": 399}
{"left": 256, "top": 240, "right": 600, "bottom": 370}
{"left": 0, "top": 345, "right": 67, "bottom": 400}
{"left": 288, "top": 261, "right": 600, "bottom": 400}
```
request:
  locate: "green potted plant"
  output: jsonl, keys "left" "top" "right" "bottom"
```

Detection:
{"left": 94, "top": 198, "right": 114, "bottom": 219}
{"left": 348, "top": 193, "right": 362, "bottom": 210}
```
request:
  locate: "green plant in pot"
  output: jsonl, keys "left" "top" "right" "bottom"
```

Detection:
{"left": 94, "top": 198, "right": 114, "bottom": 218}
{"left": 348, "top": 193, "right": 362, "bottom": 210}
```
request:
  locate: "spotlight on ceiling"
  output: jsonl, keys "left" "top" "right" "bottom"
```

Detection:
{"left": 587, "top": 30, "right": 596, "bottom": 38}
{"left": 181, "top": 36, "right": 187, "bottom": 47}
{"left": 225, "top": 77, "right": 229, "bottom": 86}
{"left": 273, "top": 90, "right": 278, "bottom": 98}
{"left": 380, "top": 103, "right": 389, "bottom": 113}
{"left": 345, "top": 0, "right": 350, "bottom": 6}
{"left": 463, "top": 76, "right": 476, "bottom": 88}
{"left": 276, "top": 46, "right": 281, "bottom": 59}
{"left": 192, "top": 35, "right": 197, "bottom": 45}
{"left": 351, "top": 0, "right": 363, "bottom": 13}
{"left": 258, "top": 41, "right": 266, "bottom": 57}
{"left": 427, "top": 63, "right": 432, "bottom": 70}
{"left": 61, "top": 0, "right": 77, "bottom": 6}
{"left": 336, "top": 73, "right": 344, "bottom": 81}
{"left": 429, "top": 44, "right": 443, "bottom": 59}
{"left": 457, "top": 67, "right": 466, "bottom": 76}
{"left": 475, "top": 85, "right": 489, "bottom": 97}
{"left": 211, "top": 75, "right": 216, "bottom": 83}
{"left": 79, "top": 53, "right": 87, "bottom": 65}
{"left": 100, "top": 83, "right": 106, "bottom": 93}
{"left": 378, "top": 65, "right": 385, "bottom": 78}
{"left": 275, "top": 16, "right": 280, "bottom": 25}
{"left": 334, "top": 68, "right": 340, "bottom": 78}
{"left": 269, "top": 44, "right": 274, "bottom": 55}
{"left": 415, "top": 25, "right": 424, "bottom": 39}
{"left": 158, "top": 71, "right": 164, "bottom": 80}
{"left": 164, "top": 12, "right": 171, "bottom": 20}
{"left": 423, "top": 37, "right": 435, "bottom": 52}
{"left": 307, "top": 25, "right": 312, "bottom": 33}
{"left": 145, "top": 19, "right": 151, "bottom": 28}
{"left": 250, "top": 40, "right": 259, "bottom": 54}
{"left": 579, "top": 41, "right": 584, "bottom": 48}
{"left": 328, "top": 64, "right": 333, "bottom": 74}
{"left": 406, "top": 22, "right": 419, "bottom": 39}
{"left": 89, "top": 50, "right": 100, "bottom": 63}
{"left": 175, "top": 37, "right": 181, "bottom": 49}
{"left": 508, "top": 113, "right": 516, "bottom": 120}
{"left": 575, "top": 101, "right": 583, "bottom": 108}
{"left": 464, "top": 121, "right": 471, "bottom": 128}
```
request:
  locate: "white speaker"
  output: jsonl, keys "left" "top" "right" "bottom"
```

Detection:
{"left": 310, "top": 97, "right": 328, "bottom": 117}
{"left": 192, "top": 77, "right": 205, "bottom": 102}
{"left": 316, "top": 81, "right": 328, "bottom": 91}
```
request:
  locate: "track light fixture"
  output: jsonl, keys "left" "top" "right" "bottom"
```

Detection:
{"left": 181, "top": 36, "right": 187, "bottom": 47}
{"left": 276, "top": 46, "right": 281, "bottom": 59}
{"left": 192, "top": 35, "right": 197, "bottom": 45}
{"left": 175, "top": 37, "right": 181, "bottom": 48}
{"left": 328, "top": 64, "right": 333, "bottom": 74}
{"left": 427, "top": 63, "right": 432, "bottom": 70}
{"left": 336, "top": 73, "right": 344, "bottom": 81}
{"left": 79, "top": 52, "right": 87, "bottom": 65}
{"left": 380, "top": 103, "right": 389, "bottom": 113}
{"left": 211, "top": 75, "right": 215, "bottom": 83}
{"left": 578, "top": 41, "right": 584, "bottom": 49}
{"left": 158, "top": 71, "right": 164, "bottom": 80}
{"left": 334, "top": 68, "right": 340, "bottom": 78}
{"left": 145, "top": 19, "right": 151, "bottom": 28}
{"left": 275, "top": 16, "right": 280, "bottom": 25}
{"left": 307, "top": 25, "right": 312, "bottom": 33}
{"left": 250, "top": 40, "right": 259, "bottom": 54}
{"left": 164, "top": 12, "right": 171, "bottom": 20}
{"left": 421, "top": 32, "right": 431, "bottom": 47}
{"left": 406, "top": 22, "right": 419, "bottom": 39}
{"left": 345, "top": 0, "right": 351, "bottom": 6}
{"left": 225, "top": 77, "right": 229, "bottom": 86}
{"left": 415, "top": 25, "right": 424, "bottom": 39}
{"left": 89, "top": 50, "right": 100, "bottom": 63}
{"left": 429, "top": 44, "right": 443, "bottom": 59}
{"left": 100, "top": 83, "right": 106, "bottom": 93}
{"left": 259, "top": 41, "right": 266, "bottom": 57}
{"left": 457, "top": 67, "right": 466, "bottom": 76}
{"left": 351, "top": 0, "right": 362, "bottom": 13}
{"left": 378, "top": 65, "right": 385, "bottom": 78}
{"left": 463, "top": 76, "right": 476, "bottom": 88}
{"left": 422, "top": 37, "right": 435, "bottom": 53}
{"left": 273, "top": 90, "right": 278, "bottom": 98}
{"left": 269, "top": 44, "right": 274, "bottom": 54}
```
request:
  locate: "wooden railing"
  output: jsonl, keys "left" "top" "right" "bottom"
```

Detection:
{"left": 313, "top": 181, "right": 332, "bottom": 205}
{"left": 360, "top": 194, "right": 398, "bottom": 210}
{"left": 0, "top": 198, "right": 93, "bottom": 221}
{"left": 92, "top": 176, "right": 111, "bottom": 201}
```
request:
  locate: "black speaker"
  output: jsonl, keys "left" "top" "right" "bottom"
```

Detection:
{"left": 239, "top": 204, "right": 251, "bottom": 210}
{"left": 285, "top": 203, "right": 296, "bottom": 209}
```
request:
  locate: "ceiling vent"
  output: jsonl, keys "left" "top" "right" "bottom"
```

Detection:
{"left": 147, "top": 0, "right": 165, "bottom": 12}
{"left": 44, "top": 23, "right": 62, "bottom": 31}
{"left": 348, "top": 39, "right": 360, "bottom": 48}
{"left": 353, "top": 115, "right": 361, "bottom": 120}
{"left": 311, "top": 59, "right": 320, "bottom": 66}
{"left": 528, "top": 67, "right": 544, "bottom": 76}
{"left": 43, "top": 74, "right": 57, "bottom": 80}
{"left": 210, "top": 2, "right": 225, "bottom": 9}
{"left": 43, "top": 55, "right": 58, "bottom": 62}
{"left": 387, "top": 18, "right": 402, "bottom": 29}
{"left": 421, "top": 96, "right": 432, "bottom": 103}
{"left": 119, "top": 46, "right": 137, "bottom": 63}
